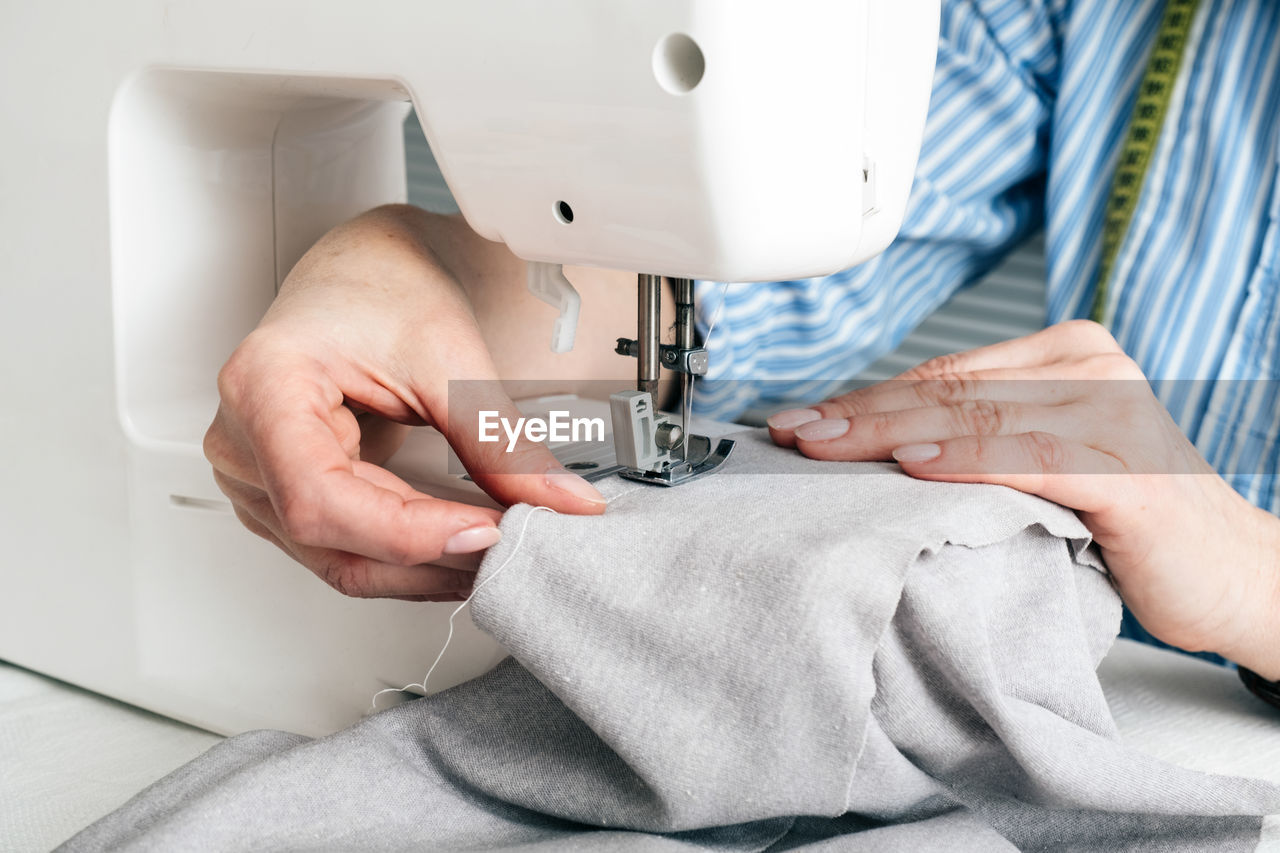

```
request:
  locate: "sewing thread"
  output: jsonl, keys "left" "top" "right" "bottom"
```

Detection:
{"left": 370, "top": 505, "right": 557, "bottom": 713}
{"left": 703, "top": 280, "right": 731, "bottom": 345}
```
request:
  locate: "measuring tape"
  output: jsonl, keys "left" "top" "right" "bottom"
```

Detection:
{"left": 1091, "top": 0, "right": 1202, "bottom": 324}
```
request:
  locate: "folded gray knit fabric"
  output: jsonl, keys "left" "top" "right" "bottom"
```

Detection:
{"left": 60, "top": 431, "right": 1279, "bottom": 852}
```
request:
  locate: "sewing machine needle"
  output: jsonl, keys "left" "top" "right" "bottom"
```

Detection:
{"left": 681, "top": 372, "right": 693, "bottom": 463}
{"left": 672, "top": 278, "right": 696, "bottom": 463}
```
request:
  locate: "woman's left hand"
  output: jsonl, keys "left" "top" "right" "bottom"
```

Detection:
{"left": 767, "top": 320, "right": 1280, "bottom": 677}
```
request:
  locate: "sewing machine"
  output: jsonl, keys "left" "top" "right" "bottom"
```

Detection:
{"left": 0, "top": 0, "right": 938, "bottom": 736}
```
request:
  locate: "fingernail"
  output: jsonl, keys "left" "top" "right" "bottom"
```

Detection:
{"left": 443, "top": 525, "right": 502, "bottom": 555}
{"left": 767, "top": 408, "right": 823, "bottom": 430}
{"left": 892, "top": 443, "right": 942, "bottom": 463}
{"left": 794, "top": 418, "right": 850, "bottom": 442}
{"left": 546, "top": 467, "right": 607, "bottom": 505}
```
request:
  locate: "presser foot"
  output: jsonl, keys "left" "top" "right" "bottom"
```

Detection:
{"left": 617, "top": 434, "right": 736, "bottom": 487}
{"left": 609, "top": 390, "right": 735, "bottom": 487}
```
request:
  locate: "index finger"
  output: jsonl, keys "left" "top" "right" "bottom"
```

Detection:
{"left": 443, "top": 379, "right": 608, "bottom": 516}
{"left": 255, "top": 388, "right": 503, "bottom": 567}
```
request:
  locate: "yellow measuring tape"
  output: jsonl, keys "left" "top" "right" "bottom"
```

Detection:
{"left": 1091, "top": 0, "right": 1202, "bottom": 324}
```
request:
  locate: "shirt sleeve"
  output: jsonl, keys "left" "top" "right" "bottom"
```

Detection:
{"left": 693, "top": 0, "right": 1069, "bottom": 421}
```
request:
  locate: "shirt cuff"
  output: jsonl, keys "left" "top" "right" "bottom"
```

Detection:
{"left": 1239, "top": 666, "right": 1280, "bottom": 711}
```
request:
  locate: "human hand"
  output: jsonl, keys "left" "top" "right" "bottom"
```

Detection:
{"left": 767, "top": 320, "right": 1280, "bottom": 676}
{"left": 204, "top": 208, "right": 606, "bottom": 601}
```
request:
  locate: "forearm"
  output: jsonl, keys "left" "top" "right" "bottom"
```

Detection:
{"left": 339, "top": 204, "right": 657, "bottom": 390}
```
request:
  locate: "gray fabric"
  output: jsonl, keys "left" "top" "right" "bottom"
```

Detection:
{"left": 60, "top": 431, "right": 1280, "bottom": 852}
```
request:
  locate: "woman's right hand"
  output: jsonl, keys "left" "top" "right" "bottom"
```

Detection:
{"left": 203, "top": 206, "right": 607, "bottom": 601}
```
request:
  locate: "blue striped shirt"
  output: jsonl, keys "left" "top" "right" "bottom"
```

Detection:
{"left": 695, "top": 0, "right": 1280, "bottom": 517}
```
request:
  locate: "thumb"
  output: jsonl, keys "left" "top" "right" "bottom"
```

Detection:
{"left": 442, "top": 377, "right": 608, "bottom": 515}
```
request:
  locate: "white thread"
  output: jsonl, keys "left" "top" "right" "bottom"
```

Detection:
{"left": 369, "top": 505, "right": 558, "bottom": 713}
{"left": 680, "top": 281, "right": 732, "bottom": 432}
{"left": 703, "top": 281, "right": 732, "bottom": 345}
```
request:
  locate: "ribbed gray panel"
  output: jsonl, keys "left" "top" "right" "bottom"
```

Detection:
{"left": 402, "top": 109, "right": 1048, "bottom": 402}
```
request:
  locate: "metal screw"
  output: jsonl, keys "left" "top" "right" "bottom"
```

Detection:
{"left": 655, "top": 422, "right": 684, "bottom": 451}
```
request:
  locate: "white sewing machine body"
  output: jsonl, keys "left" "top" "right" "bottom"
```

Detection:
{"left": 0, "top": 1, "right": 938, "bottom": 736}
